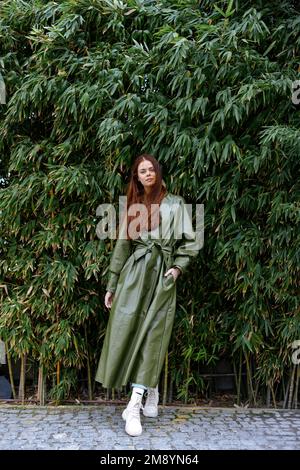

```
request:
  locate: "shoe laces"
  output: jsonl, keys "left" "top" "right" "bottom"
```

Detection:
{"left": 145, "top": 387, "right": 158, "bottom": 406}
{"left": 128, "top": 395, "right": 143, "bottom": 418}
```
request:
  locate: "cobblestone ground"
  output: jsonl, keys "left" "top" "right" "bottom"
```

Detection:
{"left": 0, "top": 405, "right": 299, "bottom": 450}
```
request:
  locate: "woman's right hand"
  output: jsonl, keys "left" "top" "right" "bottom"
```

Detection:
{"left": 105, "top": 291, "right": 114, "bottom": 309}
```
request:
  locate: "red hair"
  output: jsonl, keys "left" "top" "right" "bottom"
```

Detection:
{"left": 118, "top": 154, "right": 167, "bottom": 240}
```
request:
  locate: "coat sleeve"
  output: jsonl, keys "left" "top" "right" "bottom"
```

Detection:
{"left": 172, "top": 196, "right": 201, "bottom": 275}
{"left": 105, "top": 215, "right": 132, "bottom": 293}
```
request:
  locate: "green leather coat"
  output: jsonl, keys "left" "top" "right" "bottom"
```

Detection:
{"left": 95, "top": 192, "right": 201, "bottom": 389}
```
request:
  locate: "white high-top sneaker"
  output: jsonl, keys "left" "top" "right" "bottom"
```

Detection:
{"left": 122, "top": 390, "right": 143, "bottom": 436}
{"left": 143, "top": 385, "right": 159, "bottom": 417}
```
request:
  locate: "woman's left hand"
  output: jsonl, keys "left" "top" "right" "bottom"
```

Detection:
{"left": 164, "top": 267, "right": 181, "bottom": 281}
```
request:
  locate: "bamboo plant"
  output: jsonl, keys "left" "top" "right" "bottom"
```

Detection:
{"left": 0, "top": 0, "right": 299, "bottom": 407}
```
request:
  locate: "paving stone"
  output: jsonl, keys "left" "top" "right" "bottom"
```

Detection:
{"left": 0, "top": 405, "right": 300, "bottom": 449}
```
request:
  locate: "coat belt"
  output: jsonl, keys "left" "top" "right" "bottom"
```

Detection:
{"left": 132, "top": 238, "right": 174, "bottom": 270}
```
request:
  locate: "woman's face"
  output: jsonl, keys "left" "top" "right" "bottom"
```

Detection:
{"left": 137, "top": 160, "right": 157, "bottom": 190}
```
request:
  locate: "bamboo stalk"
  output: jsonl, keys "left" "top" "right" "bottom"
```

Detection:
{"left": 270, "top": 384, "right": 277, "bottom": 409}
{"left": 266, "top": 385, "right": 270, "bottom": 407}
{"left": 283, "top": 376, "right": 290, "bottom": 409}
{"left": 288, "top": 364, "right": 296, "bottom": 409}
{"left": 254, "top": 376, "right": 260, "bottom": 404}
{"left": 250, "top": 354, "right": 258, "bottom": 406}
{"left": 250, "top": 355, "right": 259, "bottom": 405}
{"left": 168, "top": 374, "right": 173, "bottom": 404}
{"left": 232, "top": 356, "right": 238, "bottom": 400}
{"left": 185, "top": 355, "right": 191, "bottom": 405}
{"left": 162, "top": 351, "right": 168, "bottom": 407}
{"left": 281, "top": 375, "right": 286, "bottom": 404}
{"left": 236, "top": 350, "right": 242, "bottom": 405}
{"left": 244, "top": 351, "right": 256, "bottom": 406}
{"left": 37, "top": 364, "right": 46, "bottom": 406}
{"left": 5, "top": 343, "right": 16, "bottom": 399}
{"left": 168, "top": 345, "right": 175, "bottom": 404}
{"left": 85, "top": 326, "right": 93, "bottom": 400}
{"left": 252, "top": 356, "right": 259, "bottom": 404}
{"left": 18, "top": 354, "right": 26, "bottom": 404}
{"left": 293, "top": 365, "right": 299, "bottom": 409}
{"left": 57, "top": 361, "right": 60, "bottom": 385}
{"left": 274, "top": 381, "right": 280, "bottom": 403}
{"left": 245, "top": 352, "right": 251, "bottom": 403}
{"left": 37, "top": 366, "right": 42, "bottom": 404}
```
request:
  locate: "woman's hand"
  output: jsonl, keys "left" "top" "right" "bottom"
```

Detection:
{"left": 105, "top": 291, "right": 115, "bottom": 309}
{"left": 164, "top": 267, "right": 181, "bottom": 282}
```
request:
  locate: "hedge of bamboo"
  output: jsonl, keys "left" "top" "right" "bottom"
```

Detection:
{"left": 0, "top": 0, "right": 299, "bottom": 407}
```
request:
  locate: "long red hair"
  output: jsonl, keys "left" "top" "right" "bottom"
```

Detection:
{"left": 118, "top": 154, "right": 167, "bottom": 240}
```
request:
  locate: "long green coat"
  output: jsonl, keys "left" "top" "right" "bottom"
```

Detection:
{"left": 95, "top": 192, "right": 201, "bottom": 389}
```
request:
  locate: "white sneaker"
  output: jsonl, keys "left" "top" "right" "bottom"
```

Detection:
{"left": 122, "top": 390, "right": 143, "bottom": 436}
{"left": 143, "top": 385, "right": 159, "bottom": 417}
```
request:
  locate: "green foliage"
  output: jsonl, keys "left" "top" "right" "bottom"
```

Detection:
{"left": 0, "top": 0, "right": 299, "bottom": 405}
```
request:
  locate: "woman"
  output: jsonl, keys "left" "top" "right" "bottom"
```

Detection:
{"left": 95, "top": 154, "right": 201, "bottom": 437}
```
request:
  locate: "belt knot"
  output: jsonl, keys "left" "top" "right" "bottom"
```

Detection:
{"left": 132, "top": 238, "right": 173, "bottom": 269}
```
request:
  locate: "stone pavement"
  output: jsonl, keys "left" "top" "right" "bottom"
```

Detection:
{"left": 0, "top": 405, "right": 299, "bottom": 450}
